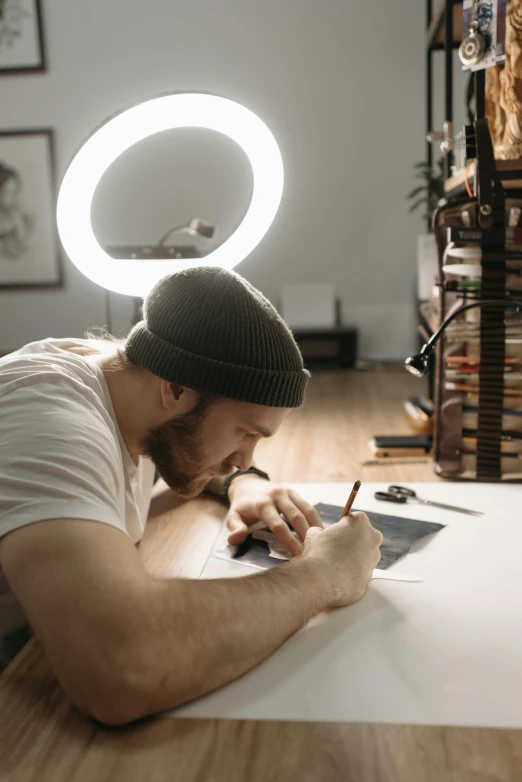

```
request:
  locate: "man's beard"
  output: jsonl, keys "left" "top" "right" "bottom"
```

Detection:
{"left": 142, "top": 395, "right": 230, "bottom": 499}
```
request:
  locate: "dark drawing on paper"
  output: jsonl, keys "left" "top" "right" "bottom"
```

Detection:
{"left": 217, "top": 503, "right": 445, "bottom": 571}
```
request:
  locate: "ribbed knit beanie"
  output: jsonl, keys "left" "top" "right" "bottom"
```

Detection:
{"left": 125, "top": 267, "right": 309, "bottom": 407}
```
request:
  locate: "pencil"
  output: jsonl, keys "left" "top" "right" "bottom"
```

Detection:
{"left": 340, "top": 480, "right": 361, "bottom": 519}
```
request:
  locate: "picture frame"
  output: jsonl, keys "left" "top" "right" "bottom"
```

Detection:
{"left": 0, "top": 0, "right": 46, "bottom": 74}
{"left": 0, "top": 129, "right": 63, "bottom": 289}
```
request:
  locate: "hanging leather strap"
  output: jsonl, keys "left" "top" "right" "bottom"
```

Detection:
{"left": 475, "top": 119, "right": 506, "bottom": 480}
{"left": 475, "top": 119, "right": 504, "bottom": 229}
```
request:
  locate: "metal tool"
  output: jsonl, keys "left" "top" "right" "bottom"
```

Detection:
{"left": 374, "top": 485, "right": 484, "bottom": 517}
{"left": 459, "top": 0, "right": 487, "bottom": 67}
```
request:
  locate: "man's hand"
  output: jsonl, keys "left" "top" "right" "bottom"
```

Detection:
{"left": 302, "top": 512, "right": 384, "bottom": 607}
{"left": 226, "top": 478, "right": 323, "bottom": 556}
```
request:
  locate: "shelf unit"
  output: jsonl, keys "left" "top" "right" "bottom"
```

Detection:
{"left": 425, "top": 3, "right": 522, "bottom": 481}
{"left": 426, "top": 0, "right": 485, "bottom": 181}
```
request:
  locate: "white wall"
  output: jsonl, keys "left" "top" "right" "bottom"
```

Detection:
{"left": 0, "top": 0, "right": 438, "bottom": 359}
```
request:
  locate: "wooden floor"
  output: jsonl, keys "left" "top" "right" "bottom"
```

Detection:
{"left": 256, "top": 368, "right": 436, "bottom": 483}
{"left": 6, "top": 371, "right": 519, "bottom": 782}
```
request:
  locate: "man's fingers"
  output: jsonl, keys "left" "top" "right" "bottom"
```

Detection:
{"left": 261, "top": 506, "right": 303, "bottom": 556}
{"left": 339, "top": 510, "right": 367, "bottom": 523}
{"left": 226, "top": 511, "right": 249, "bottom": 545}
{"left": 275, "top": 497, "right": 310, "bottom": 542}
{"left": 347, "top": 511, "right": 368, "bottom": 522}
{"left": 287, "top": 490, "right": 324, "bottom": 529}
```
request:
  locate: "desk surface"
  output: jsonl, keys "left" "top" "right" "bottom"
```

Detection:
{"left": 180, "top": 482, "right": 522, "bottom": 729}
{"left": 1, "top": 370, "right": 521, "bottom": 782}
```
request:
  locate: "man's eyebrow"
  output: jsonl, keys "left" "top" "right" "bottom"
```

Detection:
{"left": 251, "top": 425, "right": 274, "bottom": 438}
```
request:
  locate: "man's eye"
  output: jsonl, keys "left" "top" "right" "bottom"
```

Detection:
{"left": 242, "top": 431, "right": 256, "bottom": 440}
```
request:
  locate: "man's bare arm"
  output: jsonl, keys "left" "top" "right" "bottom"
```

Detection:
{"left": 0, "top": 515, "right": 381, "bottom": 725}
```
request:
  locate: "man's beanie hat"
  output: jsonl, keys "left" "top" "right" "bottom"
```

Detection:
{"left": 125, "top": 266, "right": 309, "bottom": 407}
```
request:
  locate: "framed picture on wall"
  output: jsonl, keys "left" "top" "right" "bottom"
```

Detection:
{"left": 0, "top": 0, "right": 45, "bottom": 74}
{"left": 0, "top": 130, "right": 62, "bottom": 289}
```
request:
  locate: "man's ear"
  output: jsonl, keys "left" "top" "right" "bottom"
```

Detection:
{"left": 159, "top": 381, "right": 184, "bottom": 411}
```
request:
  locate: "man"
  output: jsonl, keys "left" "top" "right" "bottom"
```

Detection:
{"left": 0, "top": 267, "right": 382, "bottom": 725}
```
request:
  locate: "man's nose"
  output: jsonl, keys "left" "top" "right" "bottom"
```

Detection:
{"left": 230, "top": 451, "right": 253, "bottom": 472}
{"left": 230, "top": 441, "right": 256, "bottom": 472}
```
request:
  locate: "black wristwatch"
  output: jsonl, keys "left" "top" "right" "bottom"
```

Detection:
{"left": 224, "top": 466, "right": 270, "bottom": 503}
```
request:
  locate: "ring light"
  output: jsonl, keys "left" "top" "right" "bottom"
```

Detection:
{"left": 57, "top": 93, "right": 284, "bottom": 297}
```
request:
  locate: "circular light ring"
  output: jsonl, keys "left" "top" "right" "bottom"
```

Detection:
{"left": 57, "top": 93, "right": 284, "bottom": 297}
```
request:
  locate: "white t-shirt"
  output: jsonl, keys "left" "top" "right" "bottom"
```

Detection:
{"left": 0, "top": 338, "right": 155, "bottom": 667}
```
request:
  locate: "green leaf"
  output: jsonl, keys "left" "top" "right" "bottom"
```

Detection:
{"left": 408, "top": 158, "right": 446, "bottom": 227}
{"left": 407, "top": 185, "right": 425, "bottom": 199}
{"left": 409, "top": 197, "right": 428, "bottom": 213}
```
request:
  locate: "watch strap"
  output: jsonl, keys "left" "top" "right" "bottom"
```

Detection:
{"left": 224, "top": 466, "right": 270, "bottom": 502}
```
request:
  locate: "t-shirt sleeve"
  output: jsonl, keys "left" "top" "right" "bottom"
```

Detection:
{"left": 0, "top": 382, "right": 128, "bottom": 539}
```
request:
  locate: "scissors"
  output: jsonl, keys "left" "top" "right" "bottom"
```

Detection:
{"left": 374, "top": 485, "right": 483, "bottom": 517}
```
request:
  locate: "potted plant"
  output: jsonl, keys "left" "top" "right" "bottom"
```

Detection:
{"left": 407, "top": 159, "right": 445, "bottom": 231}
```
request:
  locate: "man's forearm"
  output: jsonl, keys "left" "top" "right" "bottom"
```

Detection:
{"left": 128, "top": 558, "right": 330, "bottom": 719}
{"left": 204, "top": 467, "right": 267, "bottom": 501}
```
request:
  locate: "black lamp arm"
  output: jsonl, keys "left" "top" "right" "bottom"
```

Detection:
{"left": 406, "top": 297, "right": 522, "bottom": 376}
{"left": 421, "top": 298, "right": 521, "bottom": 356}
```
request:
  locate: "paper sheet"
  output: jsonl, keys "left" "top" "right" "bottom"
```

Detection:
{"left": 212, "top": 502, "right": 444, "bottom": 582}
{"left": 182, "top": 483, "right": 522, "bottom": 729}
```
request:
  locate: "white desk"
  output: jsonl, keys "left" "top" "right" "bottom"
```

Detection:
{"left": 169, "top": 482, "right": 522, "bottom": 728}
